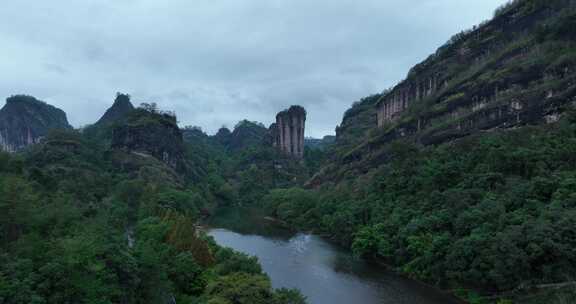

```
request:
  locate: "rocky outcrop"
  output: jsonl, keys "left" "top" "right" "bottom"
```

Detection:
{"left": 94, "top": 93, "right": 135, "bottom": 126}
{"left": 375, "top": 0, "right": 576, "bottom": 138}
{"left": 111, "top": 107, "right": 188, "bottom": 173}
{"left": 377, "top": 75, "right": 440, "bottom": 126}
{"left": 272, "top": 106, "right": 306, "bottom": 159}
{"left": 309, "top": 0, "right": 576, "bottom": 187}
{"left": 0, "top": 95, "right": 72, "bottom": 152}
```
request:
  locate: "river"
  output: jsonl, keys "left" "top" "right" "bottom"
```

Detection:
{"left": 206, "top": 207, "right": 462, "bottom": 304}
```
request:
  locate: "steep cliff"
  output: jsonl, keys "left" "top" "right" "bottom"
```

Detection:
{"left": 272, "top": 106, "right": 306, "bottom": 159}
{"left": 94, "top": 93, "right": 135, "bottom": 126}
{"left": 0, "top": 95, "right": 72, "bottom": 152}
{"left": 309, "top": 0, "right": 576, "bottom": 187}
{"left": 374, "top": 0, "right": 576, "bottom": 145}
{"left": 111, "top": 106, "right": 188, "bottom": 174}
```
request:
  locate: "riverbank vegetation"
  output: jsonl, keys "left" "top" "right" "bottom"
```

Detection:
{"left": 262, "top": 111, "right": 576, "bottom": 303}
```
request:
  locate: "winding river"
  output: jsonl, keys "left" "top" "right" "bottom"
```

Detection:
{"left": 206, "top": 207, "right": 462, "bottom": 304}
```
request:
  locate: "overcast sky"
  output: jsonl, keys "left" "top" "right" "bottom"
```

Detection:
{"left": 0, "top": 0, "right": 508, "bottom": 137}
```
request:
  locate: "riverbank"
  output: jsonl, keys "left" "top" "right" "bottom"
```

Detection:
{"left": 205, "top": 207, "right": 464, "bottom": 304}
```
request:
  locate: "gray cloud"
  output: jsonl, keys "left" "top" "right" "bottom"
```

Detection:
{"left": 0, "top": 0, "right": 508, "bottom": 137}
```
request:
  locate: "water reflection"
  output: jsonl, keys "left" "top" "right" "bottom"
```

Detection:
{"left": 206, "top": 208, "right": 461, "bottom": 304}
{"left": 206, "top": 207, "right": 295, "bottom": 240}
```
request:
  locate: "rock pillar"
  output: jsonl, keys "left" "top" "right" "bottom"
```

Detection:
{"left": 274, "top": 106, "right": 306, "bottom": 159}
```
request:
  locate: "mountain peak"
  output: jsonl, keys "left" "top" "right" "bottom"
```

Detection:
{"left": 0, "top": 95, "right": 72, "bottom": 152}
{"left": 95, "top": 93, "right": 135, "bottom": 126}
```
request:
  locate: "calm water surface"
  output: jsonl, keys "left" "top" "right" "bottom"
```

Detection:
{"left": 206, "top": 208, "right": 461, "bottom": 304}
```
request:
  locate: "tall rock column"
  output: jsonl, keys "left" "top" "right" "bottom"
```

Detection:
{"left": 274, "top": 105, "right": 306, "bottom": 159}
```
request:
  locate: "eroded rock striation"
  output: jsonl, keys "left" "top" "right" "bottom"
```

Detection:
{"left": 309, "top": 0, "right": 576, "bottom": 187}
{"left": 0, "top": 95, "right": 72, "bottom": 152}
{"left": 272, "top": 106, "right": 306, "bottom": 159}
{"left": 375, "top": 0, "right": 576, "bottom": 144}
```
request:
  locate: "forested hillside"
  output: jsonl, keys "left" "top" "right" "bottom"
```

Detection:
{"left": 0, "top": 106, "right": 306, "bottom": 304}
{"left": 263, "top": 1, "right": 576, "bottom": 303}
{"left": 1, "top": 1, "right": 576, "bottom": 303}
{"left": 265, "top": 110, "right": 576, "bottom": 302}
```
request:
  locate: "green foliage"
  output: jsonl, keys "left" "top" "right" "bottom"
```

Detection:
{"left": 213, "top": 247, "right": 262, "bottom": 276}
{"left": 273, "top": 288, "right": 307, "bottom": 304}
{"left": 0, "top": 125, "right": 302, "bottom": 304}
{"left": 352, "top": 224, "right": 394, "bottom": 259}
{"left": 206, "top": 273, "right": 274, "bottom": 304}
{"left": 334, "top": 94, "right": 381, "bottom": 155}
{"left": 263, "top": 117, "right": 576, "bottom": 294}
{"left": 155, "top": 188, "right": 202, "bottom": 216}
{"left": 169, "top": 252, "right": 207, "bottom": 296}
{"left": 263, "top": 188, "right": 320, "bottom": 227}
{"left": 206, "top": 273, "right": 305, "bottom": 304}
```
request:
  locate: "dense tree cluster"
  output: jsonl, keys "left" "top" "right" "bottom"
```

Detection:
{"left": 262, "top": 112, "right": 576, "bottom": 302}
{"left": 0, "top": 118, "right": 305, "bottom": 303}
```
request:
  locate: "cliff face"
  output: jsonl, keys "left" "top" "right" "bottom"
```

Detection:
{"left": 309, "top": 0, "right": 576, "bottom": 187}
{"left": 95, "top": 93, "right": 134, "bottom": 126}
{"left": 375, "top": 0, "right": 576, "bottom": 145}
{"left": 111, "top": 108, "right": 188, "bottom": 173}
{"left": 272, "top": 106, "right": 306, "bottom": 159}
{"left": 0, "top": 95, "right": 72, "bottom": 152}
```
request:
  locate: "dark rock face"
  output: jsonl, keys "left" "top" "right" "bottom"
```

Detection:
{"left": 375, "top": 0, "right": 576, "bottom": 143}
{"left": 95, "top": 93, "right": 135, "bottom": 126}
{"left": 111, "top": 109, "right": 187, "bottom": 173}
{"left": 273, "top": 106, "right": 306, "bottom": 159}
{"left": 309, "top": 0, "right": 576, "bottom": 187}
{"left": 0, "top": 95, "right": 72, "bottom": 152}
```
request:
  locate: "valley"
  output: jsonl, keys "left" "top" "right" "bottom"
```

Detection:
{"left": 1, "top": 1, "right": 576, "bottom": 303}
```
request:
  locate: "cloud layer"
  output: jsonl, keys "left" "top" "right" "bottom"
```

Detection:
{"left": 0, "top": 0, "right": 508, "bottom": 137}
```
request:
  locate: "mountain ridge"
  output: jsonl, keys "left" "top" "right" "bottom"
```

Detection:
{"left": 309, "top": 0, "right": 576, "bottom": 187}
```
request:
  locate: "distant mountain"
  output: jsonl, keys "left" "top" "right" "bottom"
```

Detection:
{"left": 111, "top": 106, "right": 188, "bottom": 174}
{"left": 0, "top": 95, "right": 72, "bottom": 152}
{"left": 213, "top": 127, "right": 232, "bottom": 147}
{"left": 94, "top": 93, "right": 135, "bottom": 126}
{"left": 304, "top": 136, "right": 336, "bottom": 150}
{"left": 227, "top": 120, "right": 268, "bottom": 151}
{"left": 182, "top": 126, "right": 210, "bottom": 144}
